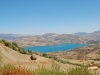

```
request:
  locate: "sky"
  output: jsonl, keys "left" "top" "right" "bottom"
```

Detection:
{"left": 0, "top": 0, "right": 100, "bottom": 35}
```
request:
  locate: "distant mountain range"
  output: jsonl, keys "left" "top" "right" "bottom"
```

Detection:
{"left": 74, "top": 30, "right": 100, "bottom": 39}
{"left": 74, "top": 32, "right": 88, "bottom": 36}
{"left": 0, "top": 30, "right": 100, "bottom": 47}
{"left": 0, "top": 34, "right": 29, "bottom": 41}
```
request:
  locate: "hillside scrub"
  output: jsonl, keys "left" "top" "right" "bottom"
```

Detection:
{"left": 67, "top": 67, "right": 96, "bottom": 75}
{"left": 0, "top": 63, "right": 98, "bottom": 75}
{"left": 0, "top": 63, "right": 66, "bottom": 75}
{"left": 0, "top": 39, "right": 33, "bottom": 54}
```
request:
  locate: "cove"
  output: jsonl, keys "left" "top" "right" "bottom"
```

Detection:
{"left": 24, "top": 43, "right": 89, "bottom": 53}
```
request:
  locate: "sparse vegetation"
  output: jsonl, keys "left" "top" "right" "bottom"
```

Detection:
{"left": 0, "top": 39, "right": 33, "bottom": 55}
{"left": 67, "top": 67, "right": 96, "bottom": 75}
{"left": 0, "top": 51, "right": 2, "bottom": 63}
{"left": 0, "top": 63, "right": 98, "bottom": 75}
{"left": 42, "top": 53, "right": 48, "bottom": 57}
{"left": 1, "top": 64, "right": 31, "bottom": 75}
{"left": 0, "top": 63, "right": 66, "bottom": 75}
{"left": 42, "top": 53, "right": 85, "bottom": 67}
{"left": 0, "top": 39, "right": 99, "bottom": 75}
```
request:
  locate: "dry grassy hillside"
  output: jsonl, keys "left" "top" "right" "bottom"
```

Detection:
{"left": 0, "top": 41, "right": 100, "bottom": 74}
{"left": 0, "top": 43, "right": 75, "bottom": 71}
{"left": 0, "top": 43, "right": 52, "bottom": 68}
{"left": 48, "top": 44, "right": 100, "bottom": 60}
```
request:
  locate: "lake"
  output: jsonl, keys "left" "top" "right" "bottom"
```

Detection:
{"left": 24, "top": 43, "right": 89, "bottom": 53}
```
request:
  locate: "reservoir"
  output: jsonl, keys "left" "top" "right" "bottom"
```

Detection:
{"left": 24, "top": 43, "right": 89, "bottom": 53}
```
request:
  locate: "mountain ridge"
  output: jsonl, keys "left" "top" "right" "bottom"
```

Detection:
{"left": 1, "top": 30, "right": 100, "bottom": 47}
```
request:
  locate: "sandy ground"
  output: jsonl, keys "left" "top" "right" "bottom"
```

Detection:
{"left": 0, "top": 43, "right": 100, "bottom": 74}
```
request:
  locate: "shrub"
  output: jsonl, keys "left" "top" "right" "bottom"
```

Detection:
{"left": 12, "top": 42, "right": 18, "bottom": 47}
{"left": 28, "top": 50, "right": 33, "bottom": 54}
{"left": 42, "top": 53, "right": 48, "bottom": 57}
{"left": 91, "top": 61, "right": 94, "bottom": 65}
{"left": 0, "top": 40, "right": 29, "bottom": 54}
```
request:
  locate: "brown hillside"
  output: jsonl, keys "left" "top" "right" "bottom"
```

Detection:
{"left": 48, "top": 44, "right": 100, "bottom": 60}
{"left": 0, "top": 43, "right": 74, "bottom": 71}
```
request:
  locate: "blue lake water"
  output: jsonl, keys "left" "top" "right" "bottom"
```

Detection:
{"left": 24, "top": 43, "right": 89, "bottom": 53}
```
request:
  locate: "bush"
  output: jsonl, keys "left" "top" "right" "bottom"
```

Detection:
{"left": 42, "top": 53, "right": 48, "bottom": 57}
{"left": 27, "top": 50, "right": 33, "bottom": 54}
{"left": 18, "top": 48, "right": 27, "bottom": 54}
{"left": 12, "top": 42, "right": 18, "bottom": 47}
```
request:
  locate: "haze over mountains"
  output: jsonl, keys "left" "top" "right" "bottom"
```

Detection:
{"left": 0, "top": 33, "right": 29, "bottom": 41}
{"left": 0, "top": 30, "right": 100, "bottom": 47}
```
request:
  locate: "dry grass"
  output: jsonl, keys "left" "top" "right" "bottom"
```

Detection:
{"left": 1, "top": 64, "right": 31, "bottom": 75}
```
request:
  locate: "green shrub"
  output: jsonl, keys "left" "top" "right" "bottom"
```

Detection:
{"left": 27, "top": 50, "right": 33, "bottom": 54}
{"left": 42, "top": 53, "right": 48, "bottom": 57}
{"left": 12, "top": 42, "right": 18, "bottom": 47}
{"left": 91, "top": 61, "right": 94, "bottom": 65}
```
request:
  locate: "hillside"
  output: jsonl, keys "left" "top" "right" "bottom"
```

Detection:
{"left": 0, "top": 43, "right": 52, "bottom": 68}
{"left": 48, "top": 44, "right": 100, "bottom": 60}
{"left": 15, "top": 33, "right": 94, "bottom": 47}
{"left": 0, "top": 40, "right": 100, "bottom": 74}
{"left": 0, "top": 42, "right": 76, "bottom": 72}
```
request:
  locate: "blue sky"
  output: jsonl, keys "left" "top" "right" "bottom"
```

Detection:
{"left": 0, "top": 0, "right": 100, "bottom": 35}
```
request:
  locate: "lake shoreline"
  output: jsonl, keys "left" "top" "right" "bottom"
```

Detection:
{"left": 24, "top": 43, "right": 90, "bottom": 53}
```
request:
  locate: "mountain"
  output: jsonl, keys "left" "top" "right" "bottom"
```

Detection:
{"left": 86, "top": 30, "right": 100, "bottom": 39}
{"left": 74, "top": 32, "right": 88, "bottom": 36}
{"left": 1, "top": 30, "right": 100, "bottom": 47}
{"left": 15, "top": 33, "right": 94, "bottom": 47}
{"left": 0, "top": 33, "right": 29, "bottom": 41}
